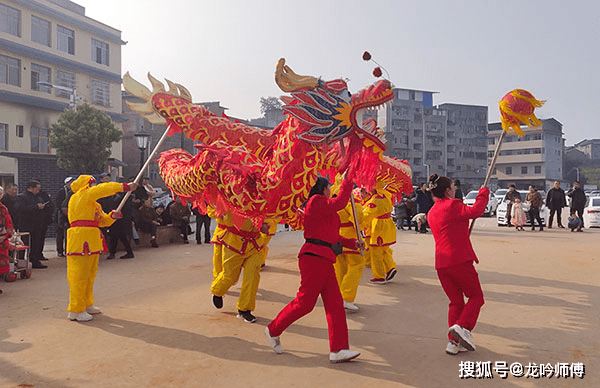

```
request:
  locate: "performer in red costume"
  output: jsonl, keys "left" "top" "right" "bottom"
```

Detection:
{"left": 265, "top": 170, "right": 364, "bottom": 363}
{"left": 426, "top": 174, "right": 489, "bottom": 355}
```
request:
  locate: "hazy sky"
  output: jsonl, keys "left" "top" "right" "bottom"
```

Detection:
{"left": 76, "top": 0, "right": 599, "bottom": 146}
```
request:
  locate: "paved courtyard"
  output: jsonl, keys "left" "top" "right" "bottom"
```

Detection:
{"left": 1, "top": 216, "right": 598, "bottom": 387}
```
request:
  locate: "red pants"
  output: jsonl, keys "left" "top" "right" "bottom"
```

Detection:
{"left": 267, "top": 254, "right": 349, "bottom": 352}
{"left": 436, "top": 261, "right": 485, "bottom": 340}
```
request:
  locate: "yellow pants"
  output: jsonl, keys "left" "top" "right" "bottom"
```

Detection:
{"left": 210, "top": 247, "right": 262, "bottom": 312}
{"left": 334, "top": 252, "right": 365, "bottom": 302}
{"left": 369, "top": 245, "right": 396, "bottom": 279}
{"left": 212, "top": 244, "right": 223, "bottom": 281}
{"left": 67, "top": 254, "right": 99, "bottom": 313}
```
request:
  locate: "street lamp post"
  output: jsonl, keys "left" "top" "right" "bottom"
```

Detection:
{"left": 134, "top": 126, "right": 151, "bottom": 175}
{"left": 36, "top": 81, "right": 78, "bottom": 109}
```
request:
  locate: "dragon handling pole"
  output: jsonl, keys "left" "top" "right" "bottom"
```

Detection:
{"left": 116, "top": 124, "right": 172, "bottom": 213}
{"left": 338, "top": 140, "right": 365, "bottom": 255}
{"left": 468, "top": 129, "right": 506, "bottom": 234}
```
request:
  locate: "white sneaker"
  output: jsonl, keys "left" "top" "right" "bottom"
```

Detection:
{"left": 448, "top": 324, "right": 475, "bottom": 351}
{"left": 67, "top": 311, "right": 93, "bottom": 322}
{"left": 343, "top": 301, "right": 359, "bottom": 312}
{"left": 445, "top": 340, "right": 468, "bottom": 355}
{"left": 86, "top": 305, "right": 102, "bottom": 314}
{"left": 265, "top": 327, "right": 283, "bottom": 354}
{"left": 329, "top": 349, "right": 360, "bottom": 363}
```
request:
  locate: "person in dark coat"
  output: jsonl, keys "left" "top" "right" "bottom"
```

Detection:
{"left": 414, "top": 183, "right": 434, "bottom": 232}
{"left": 18, "top": 180, "right": 48, "bottom": 268}
{"left": 0, "top": 183, "right": 19, "bottom": 228}
{"left": 106, "top": 192, "right": 135, "bottom": 259}
{"left": 454, "top": 180, "right": 464, "bottom": 201}
{"left": 567, "top": 182, "right": 587, "bottom": 228}
{"left": 546, "top": 181, "right": 566, "bottom": 228}
{"left": 55, "top": 177, "right": 74, "bottom": 257}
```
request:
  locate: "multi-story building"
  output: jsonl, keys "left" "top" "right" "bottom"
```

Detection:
{"left": 487, "top": 118, "right": 564, "bottom": 191}
{"left": 0, "top": 0, "right": 125, "bottom": 191}
{"left": 573, "top": 138, "right": 600, "bottom": 161}
{"left": 383, "top": 88, "right": 488, "bottom": 190}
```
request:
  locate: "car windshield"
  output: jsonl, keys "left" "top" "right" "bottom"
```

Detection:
{"left": 465, "top": 191, "right": 478, "bottom": 199}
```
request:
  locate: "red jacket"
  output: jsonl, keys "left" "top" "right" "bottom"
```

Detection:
{"left": 299, "top": 178, "right": 356, "bottom": 262}
{"left": 427, "top": 187, "right": 489, "bottom": 269}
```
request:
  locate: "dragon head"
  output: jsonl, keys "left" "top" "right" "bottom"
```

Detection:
{"left": 275, "top": 59, "right": 393, "bottom": 151}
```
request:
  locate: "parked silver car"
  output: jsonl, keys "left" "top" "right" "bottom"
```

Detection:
{"left": 463, "top": 190, "right": 498, "bottom": 216}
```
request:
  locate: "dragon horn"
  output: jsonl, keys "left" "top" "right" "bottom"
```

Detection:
{"left": 147, "top": 73, "right": 166, "bottom": 93}
{"left": 123, "top": 71, "right": 152, "bottom": 100}
{"left": 275, "top": 58, "right": 319, "bottom": 92}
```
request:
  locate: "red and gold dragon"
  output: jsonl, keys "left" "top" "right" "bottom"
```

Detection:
{"left": 123, "top": 59, "right": 412, "bottom": 228}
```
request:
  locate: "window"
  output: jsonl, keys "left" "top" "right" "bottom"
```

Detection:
{"left": 31, "top": 63, "right": 51, "bottom": 92}
{"left": 534, "top": 166, "right": 541, "bottom": 174}
{"left": 91, "top": 79, "right": 110, "bottom": 106}
{"left": 0, "top": 4, "right": 20, "bottom": 36}
{"left": 0, "top": 54, "right": 20, "bottom": 86}
{"left": 57, "top": 25, "right": 74, "bottom": 54}
{"left": 31, "top": 15, "right": 51, "bottom": 46}
{"left": 506, "top": 167, "right": 512, "bottom": 175}
{"left": 521, "top": 166, "right": 527, "bottom": 174}
{"left": 91, "top": 38, "right": 109, "bottom": 65}
{"left": 30, "top": 126, "right": 50, "bottom": 153}
{"left": 0, "top": 123, "right": 7, "bottom": 150}
{"left": 16, "top": 125, "right": 23, "bottom": 137}
{"left": 56, "top": 70, "right": 75, "bottom": 98}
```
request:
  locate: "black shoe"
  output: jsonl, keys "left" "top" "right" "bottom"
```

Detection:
{"left": 547, "top": 226, "right": 552, "bottom": 229}
{"left": 237, "top": 310, "right": 256, "bottom": 323}
{"left": 212, "top": 294, "right": 223, "bottom": 309}
{"left": 39, "top": 257, "right": 48, "bottom": 261}
{"left": 558, "top": 225, "right": 565, "bottom": 228}
{"left": 57, "top": 252, "right": 65, "bottom": 258}
{"left": 385, "top": 268, "right": 398, "bottom": 282}
{"left": 120, "top": 253, "right": 134, "bottom": 259}
{"left": 183, "top": 240, "right": 189, "bottom": 244}
{"left": 107, "top": 255, "right": 115, "bottom": 260}
{"left": 205, "top": 240, "right": 210, "bottom": 244}
{"left": 196, "top": 241, "right": 202, "bottom": 245}
{"left": 32, "top": 262, "right": 48, "bottom": 269}
{"left": 539, "top": 228, "right": 544, "bottom": 231}
{"left": 134, "top": 239, "right": 140, "bottom": 245}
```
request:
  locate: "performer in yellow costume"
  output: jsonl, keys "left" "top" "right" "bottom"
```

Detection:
{"left": 210, "top": 213, "right": 267, "bottom": 323}
{"left": 363, "top": 184, "right": 397, "bottom": 284}
{"left": 66, "top": 175, "right": 136, "bottom": 322}
{"left": 358, "top": 188, "right": 372, "bottom": 268}
{"left": 259, "top": 218, "right": 279, "bottom": 268}
{"left": 206, "top": 206, "right": 228, "bottom": 281}
{"left": 334, "top": 192, "right": 367, "bottom": 312}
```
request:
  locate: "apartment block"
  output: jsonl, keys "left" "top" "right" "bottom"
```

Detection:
{"left": 573, "top": 138, "right": 600, "bottom": 161}
{"left": 488, "top": 118, "right": 564, "bottom": 191}
{"left": 382, "top": 88, "right": 488, "bottom": 190}
{"left": 0, "top": 0, "right": 125, "bottom": 190}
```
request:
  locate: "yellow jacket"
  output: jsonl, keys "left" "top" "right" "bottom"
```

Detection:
{"left": 338, "top": 200, "right": 366, "bottom": 254}
{"left": 363, "top": 191, "right": 396, "bottom": 246}
{"left": 66, "top": 177, "right": 125, "bottom": 256}
{"left": 212, "top": 211, "right": 264, "bottom": 255}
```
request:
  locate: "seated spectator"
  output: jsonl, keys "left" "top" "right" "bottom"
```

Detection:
{"left": 137, "top": 199, "right": 160, "bottom": 247}
{"left": 169, "top": 196, "right": 191, "bottom": 243}
{"left": 155, "top": 204, "right": 170, "bottom": 226}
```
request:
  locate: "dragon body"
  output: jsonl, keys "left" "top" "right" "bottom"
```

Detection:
{"left": 123, "top": 59, "right": 412, "bottom": 227}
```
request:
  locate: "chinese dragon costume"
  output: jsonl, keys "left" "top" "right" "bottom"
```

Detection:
{"left": 122, "top": 59, "right": 413, "bottom": 228}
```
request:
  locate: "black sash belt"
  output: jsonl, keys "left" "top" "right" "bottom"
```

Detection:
{"left": 305, "top": 238, "right": 343, "bottom": 255}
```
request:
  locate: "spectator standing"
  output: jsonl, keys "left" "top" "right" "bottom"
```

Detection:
{"left": 169, "top": 197, "right": 191, "bottom": 243}
{"left": 567, "top": 182, "right": 587, "bottom": 229}
{"left": 37, "top": 186, "right": 54, "bottom": 260}
{"left": 193, "top": 206, "right": 212, "bottom": 244}
{"left": 505, "top": 185, "right": 521, "bottom": 227}
{"left": 18, "top": 180, "right": 48, "bottom": 268}
{"left": 393, "top": 200, "right": 408, "bottom": 230}
{"left": 106, "top": 192, "right": 136, "bottom": 259}
{"left": 525, "top": 185, "right": 544, "bottom": 231}
{"left": 56, "top": 177, "right": 74, "bottom": 257}
{"left": 454, "top": 180, "right": 464, "bottom": 201}
{"left": 137, "top": 198, "right": 160, "bottom": 247}
{"left": 1, "top": 183, "right": 19, "bottom": 228}
{"left": 546, "top": 181, "right": 566, "bottom": 228}
{"left": 415, "top": 183, "right": 433, "bottom": 233}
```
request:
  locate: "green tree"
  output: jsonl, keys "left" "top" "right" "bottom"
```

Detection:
{"left": 260, "top": 96, "right": 282, "bottom": 115}
{"left": 50, "top": 104, "right": 122, "bottom": 173}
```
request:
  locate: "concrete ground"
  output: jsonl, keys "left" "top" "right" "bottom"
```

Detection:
{"left": 0, "top": 215, "right": 598, "bottom": 388}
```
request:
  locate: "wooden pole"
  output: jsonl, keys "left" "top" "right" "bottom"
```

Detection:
{"left": 116, "top": 124, "right": 172, "bottom": 213}
{"left": 338, "top": 139, "right": 365, "bottom": 255}
{"left": 469, "top": 130, "right": 506, "bottom": 234}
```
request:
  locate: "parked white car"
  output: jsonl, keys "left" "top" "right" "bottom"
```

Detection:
{"left": 583, "top": 196, "right": 600, "bottom": 228}
{"left": 496, "top": 190, "right": 547, "bottom": 226}
{"left": 463, "top": 190, "right": 498, "bottom": 216}
{"left": 494, "top": 189, "right": 508, "bottom": 204}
